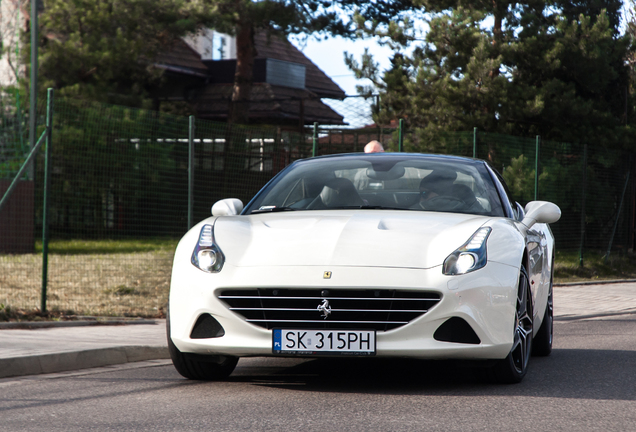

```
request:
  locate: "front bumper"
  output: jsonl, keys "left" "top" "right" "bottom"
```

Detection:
{"left": 169, "top": 261, "right": 519, "bottom": 361}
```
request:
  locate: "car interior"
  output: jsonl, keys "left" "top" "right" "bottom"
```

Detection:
{"left": 250, "top": 158, "right": 501, "bottom": 216}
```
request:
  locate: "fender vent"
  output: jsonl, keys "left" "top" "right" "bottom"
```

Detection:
{"left": 434, "top": 317, "right": 481, "bottom": 344}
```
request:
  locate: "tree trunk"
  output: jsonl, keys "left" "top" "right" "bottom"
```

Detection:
{"left": 229, "top": 23, "right": 256, "bottom": 126}
{"left": 489, "top": 1, "right": 503, "bottom": 79}
{"left": 223, "top": 22, "right": 256, "bottom": 195}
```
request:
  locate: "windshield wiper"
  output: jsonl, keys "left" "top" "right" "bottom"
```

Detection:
{"left": 251, "top": 206, "right": 297, "bottom": 214}
{"left": 331, "top": 205, "right": 406, "bottom": 211}
{"left": 360, "top": 205, "right": 406, "bottom": 210}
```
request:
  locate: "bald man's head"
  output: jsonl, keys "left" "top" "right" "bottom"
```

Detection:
{"left": 364, "top": 140, "right": 384, "bottom": 153}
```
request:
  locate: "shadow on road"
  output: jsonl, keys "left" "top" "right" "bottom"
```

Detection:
{"left": 228, "top": 348, "right": 636, "bottom": 400}
{"left": 219, "top": 317, "right": 636, "bottom": 400}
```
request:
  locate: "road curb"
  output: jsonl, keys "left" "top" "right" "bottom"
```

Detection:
{"left": 555, "top": 309, "right": 636, "bottom": 322}
{"left": 554, "top": 279, "right": 636, "bottom": 287}
{"left": 0, "top": 319, "right": 160, "bottom": 330}
{"left": 0, "top": 346, "right": 169, "bottom": 379}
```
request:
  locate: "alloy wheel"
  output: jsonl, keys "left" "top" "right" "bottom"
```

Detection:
{"left": 511, "top": 269, "right": 533, "bottom": 374}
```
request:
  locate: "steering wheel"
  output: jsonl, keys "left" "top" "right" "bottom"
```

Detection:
{"left": 419, "top": 195, "right": 466, "bottom": 212}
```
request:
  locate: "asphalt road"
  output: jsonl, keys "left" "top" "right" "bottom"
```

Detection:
{"left": 2, "top": 316, "right": 636, "bottom": 432}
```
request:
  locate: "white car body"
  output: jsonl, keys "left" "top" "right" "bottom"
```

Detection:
{"left": 168, "top": 153, "right": 560, "bottom": 383}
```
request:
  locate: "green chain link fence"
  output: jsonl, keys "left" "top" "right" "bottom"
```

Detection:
{"left": 0, "top": 96, "right": 633, "bottom": 317}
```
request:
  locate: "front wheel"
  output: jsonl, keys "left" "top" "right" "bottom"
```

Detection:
{"left": 167, "top": 310, "right": 238, "bottom": 380}
{"left": 489, "top": 265, "right": 533, "bottom": 384}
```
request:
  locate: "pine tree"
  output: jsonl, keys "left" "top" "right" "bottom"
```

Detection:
{"left": 36, "top": 0, "right": 197, "bottom": 107}
{"left": 348, "top": 1, "right": 634, "bottom": 149}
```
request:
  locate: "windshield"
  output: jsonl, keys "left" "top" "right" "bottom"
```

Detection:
{"left": 245, "top": 155, "right": 505, "bottom": 217}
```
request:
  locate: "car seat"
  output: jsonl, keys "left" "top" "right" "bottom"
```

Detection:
{"left": 316, "top": 178, "right": 365, "bottom": 208}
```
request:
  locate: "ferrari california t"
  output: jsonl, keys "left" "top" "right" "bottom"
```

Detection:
{"left": 168, "top": 153, "right": 561, "bottom": 383}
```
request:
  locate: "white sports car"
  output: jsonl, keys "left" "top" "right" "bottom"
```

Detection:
{"left": 168, "top": 153, "right": 561, "bottom": 383}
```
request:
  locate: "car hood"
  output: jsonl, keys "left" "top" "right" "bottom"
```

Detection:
{"left": 214, "top": 210, "right": 491, "bottom": 269}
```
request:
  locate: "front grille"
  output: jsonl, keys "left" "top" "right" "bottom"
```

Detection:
{"left": 217, "top": 288, "right": 441, "bottom": 331}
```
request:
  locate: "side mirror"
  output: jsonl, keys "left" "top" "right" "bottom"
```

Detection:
{"left": 521, "top": 201, "right": 561, "bottom": 229}
{"left": 212, "top": 198, "right": 244, "bottom": 216}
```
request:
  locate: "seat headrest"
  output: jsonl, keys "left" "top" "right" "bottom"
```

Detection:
{"left": 320, "top": 178, "right": 364, "bottom": 208}
{"left": 419, "top": 169, "right": 458, "bottom": 195}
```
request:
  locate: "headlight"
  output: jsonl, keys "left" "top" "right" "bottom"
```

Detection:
{"left": 191, "top": 224, "right": 225, "bottom": 273}
{"left": 443, "top": 227, "right": 491, "bottom": 275}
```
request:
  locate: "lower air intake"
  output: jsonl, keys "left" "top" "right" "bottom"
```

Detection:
{"left": 190, "top": 313, "right": 225, "bottom": 339}
{"left": 434, "top": 317, "right": 481, "bottom": 344}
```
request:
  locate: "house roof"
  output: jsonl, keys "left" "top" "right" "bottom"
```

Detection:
{"left": 156, "top": 31, "right": 346, "bottom": 100}
{"left": 253, "top": 32, "right": 346, "bottom": 100}
{"left": 154, "top": 30, "right": 347, "bottom": 125}
{"left": 195, "top": 83, "right": 345, "bottom": 125}
{"left": 155, "top": 39, "right": 208, "bottom": 76}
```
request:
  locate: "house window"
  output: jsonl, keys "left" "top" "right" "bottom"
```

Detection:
{"left": 213, "top": 34, "right": 227, "bottom": 60}
{"left": 266, "top": 59, "right": 305, "bottom": 89}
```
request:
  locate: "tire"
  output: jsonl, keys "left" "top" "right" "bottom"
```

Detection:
{"left": 532, "top": 260, "right": 554, "bottom": 357}
{"left": 489, "top": 265, "right": 533, "bottom": 384}
{"left": 167, "top": 310, "right": 238, "bottom": 380}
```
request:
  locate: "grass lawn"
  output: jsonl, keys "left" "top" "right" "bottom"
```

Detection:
{"left": 1, "top": 238, "right": 178, "bottom": 321}
{"left": 2, "top": 239, "right": 636, "bottom": 321}
{"left": 34, "top": 238, "right": 179, "bottom": 255}
{"left": 554, "top": 249, "right": 636, "bottom": 284}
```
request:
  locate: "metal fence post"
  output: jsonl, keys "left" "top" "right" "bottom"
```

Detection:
{"left": 579, "top": 144, "right": 588, "bottom": 267}
{"left": 29, "top": 0, "right": 38, "bottom": 181}
{"left": 535, "top": 135, "right": 540, "bottom": 201}
{"left": 312, "top": 122, "right": 318, "bottom": 157}
{"left": 605, "top": 170, "right": 630, "bottom": 262}
{"left": 473, "top": 128, "right": 478, "bottom": 158}
{"left": 188, "top": 115, "right": 195, "bottom": 230}
{"left": 398, "top": 119, "right": 404, "bottom": 152}
{"left": 41, "top": 89, "right": 54, "bottom": 313}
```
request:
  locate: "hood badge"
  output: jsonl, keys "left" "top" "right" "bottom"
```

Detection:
{"left": 323, "top": 271, "right": 332, "bottom": 279}
{"left": 317, "top": 299, "right": 332, "bottom": 319}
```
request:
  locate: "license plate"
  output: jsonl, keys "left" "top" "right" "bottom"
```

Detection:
{"left": 272, "top": 329, "right": 376, "bottom": 356}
